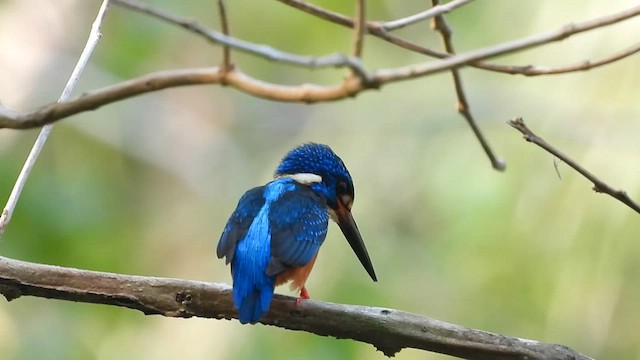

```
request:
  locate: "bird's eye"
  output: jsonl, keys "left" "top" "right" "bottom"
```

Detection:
{"left": 336, "top": 181, "right": 348, "bottom": 195}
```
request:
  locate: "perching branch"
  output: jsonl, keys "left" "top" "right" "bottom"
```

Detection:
{"left": 0, "top": 255, "right": 593, "bottom": 360}
{"left": 430, "top": 0, "right": 505, "bottom": 171}
{"left": 508, "top": 118, "right": 640, "bottom": 214}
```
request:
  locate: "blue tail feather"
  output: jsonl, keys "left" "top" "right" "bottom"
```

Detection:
{"left": 232, "top": 268, "right": 275, "bottom": 324}
{"left": 231, "top": 206, "right": 275, "bottom": 324}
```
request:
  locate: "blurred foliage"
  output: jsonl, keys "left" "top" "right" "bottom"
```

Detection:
{"left": 1, "top": 0, "right": 640, "bottom": 359}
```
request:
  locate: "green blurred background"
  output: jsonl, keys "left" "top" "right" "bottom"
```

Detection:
{"left": 1, "top": 1, "right": 639, "bottom": 359}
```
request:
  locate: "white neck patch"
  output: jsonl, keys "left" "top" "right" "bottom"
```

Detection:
{"left": 278, "top": 173, "right": 322, "bottom": 185}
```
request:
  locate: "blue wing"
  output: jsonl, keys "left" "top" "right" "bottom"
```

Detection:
{"left": 216, "top": 179, "right": 329, "bottom": 324}
{"left": 217, "top": 185, "right": 273, "bottom": 324}
{"left": 216, "top": 186, "right": 266, "bottom": 265}
{"left": 230, "top": 202, "right": 274, "bottom": 324}
{"left": 266, "top": 183, "right": 329, "bottom": 276}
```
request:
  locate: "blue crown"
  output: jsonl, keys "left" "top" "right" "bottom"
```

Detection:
{"left": 275, "top": 143, "right": 352, "bottom": 182}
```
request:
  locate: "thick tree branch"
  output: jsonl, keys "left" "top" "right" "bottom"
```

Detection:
{"left": 508, "top": 118, "right": 640, "bottom": 214}
{"left": 0, "top": 255, "right": 592, "bottom": 360}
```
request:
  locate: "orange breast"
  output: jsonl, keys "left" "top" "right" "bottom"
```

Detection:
{"left": 275, "top": 253, "right": 319, "bottom": 291}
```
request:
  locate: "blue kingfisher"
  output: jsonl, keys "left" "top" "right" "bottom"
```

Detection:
{"left": 216, "top": 143, "right": 376, "bottom": 324}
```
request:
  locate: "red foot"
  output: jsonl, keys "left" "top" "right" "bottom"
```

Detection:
{"left": 295, "top": 287, "right": 311, "bottom": 306}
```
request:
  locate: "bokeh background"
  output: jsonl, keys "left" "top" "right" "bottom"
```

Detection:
{"left": 1, "top": 1, "right": 639, "bottom": 359}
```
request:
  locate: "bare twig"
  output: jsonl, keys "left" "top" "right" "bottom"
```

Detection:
{"left": 348, "top": 0, "right": 367, "bottom": 84}
{"left": 553, "top": 157, "right": 562, "bottom": 180}
{"left": 352, "top": 0, "right": 366, "bottom": 58}
{"left": 375, "top": 4, "right": 640, "bottom": 83}
{"left": 508, "top": 118, "right": 640, "bottom": 214}
{"left": 110, "top": 0, "right": 372, "bottom": 83}
{"left": 117, "top": 0, "right": 640, "bottom": 83}
{"left": 430, "top": 0, "right": 505, "bottom": 171}
{"left": 116, "top": 0, "right": 640, "bottom": 82}
{"left": 380, "top": 0, "right": 474, "bottom": 31}
{"left": 0, "top": 0, "right": 111, "bottom": 239}
{"left": 279, "top": 0, "right": 640, "bottom": 77}
{"left": 513, "top": 42, "right": 640, "bottom": 75}
{"left": 217, "top": 0, "right": 231, "bottom": 73}
{"left": 0, "top": 255, "right": 593, "bottom": 360}
{"left": 2, "top": 3, "right": 639, "bottom": 129}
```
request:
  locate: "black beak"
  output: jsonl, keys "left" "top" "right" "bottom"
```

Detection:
{"left": 335, "top": 204, "right": 377, "bottom": 282}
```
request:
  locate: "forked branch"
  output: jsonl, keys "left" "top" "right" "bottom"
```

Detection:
{"left": 278, "top": 0, "right": 640, "bottom": 76}
{"left": 2, "top": 2, "right": 638, "bottom": 130}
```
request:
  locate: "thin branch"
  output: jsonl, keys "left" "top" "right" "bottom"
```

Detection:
{"left": 0, "top": 0, "right": 110, "bottom": 239}
{"left": 352, "top": 0, "right": 366, "bottom": 58}
{"left": 430, "top": 0, "right": 505, "bottom": 171}
{"left": 110, "top": 0, "right": 372, "bottom": 83}
{"left": 380, "top": 0, "right": 474, "bottom": 31}
{"left": 514, "top": 41, "right": 640, "bottom": 75}
{"left": 0, "top": 66, "right": 359, "bottom": 129}
{"left": 117, "top": 0, "right": 640, "bottom": 83}
{"left": 114, "top": 0, "right": 640, "bottom": 83}
{"left": 217, "top": 0, "right": 231, "bottom": 73}
{"left": 508, "top": 118, "right": 640, "bottom": 214}
{"left": 279, "top": 0, "right": 640, "bottom": 77}
{"left": 374, "top": 4, "right": 640, "bottom": 83}
{"left": 0, "top": 255, "right": 593, "bottom": 360}
{"left": 0, "top": 68, "right": 222, "bottom": 130}
{"left": 2, "top": 3, "right": 639, "bottom": 129}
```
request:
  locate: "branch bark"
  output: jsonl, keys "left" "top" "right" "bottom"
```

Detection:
{"left": 0, "top": 256, "right": 592, "bottom": 359}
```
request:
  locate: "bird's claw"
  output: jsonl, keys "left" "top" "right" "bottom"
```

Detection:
{"left": 295, "top": 287, "right": 310, "bottom": 307}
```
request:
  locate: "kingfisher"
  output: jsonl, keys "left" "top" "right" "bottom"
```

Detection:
{"left": 216, "top": 143, "right": 377, "bottom": 324}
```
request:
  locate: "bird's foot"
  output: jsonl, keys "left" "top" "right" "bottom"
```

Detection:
{"left": 295, "top": 287, "right": 310, "bottom": 306}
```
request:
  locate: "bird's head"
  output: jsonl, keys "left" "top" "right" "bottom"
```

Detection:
{"left": 275, "top": 143, "right": 377, "bottom": 282}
